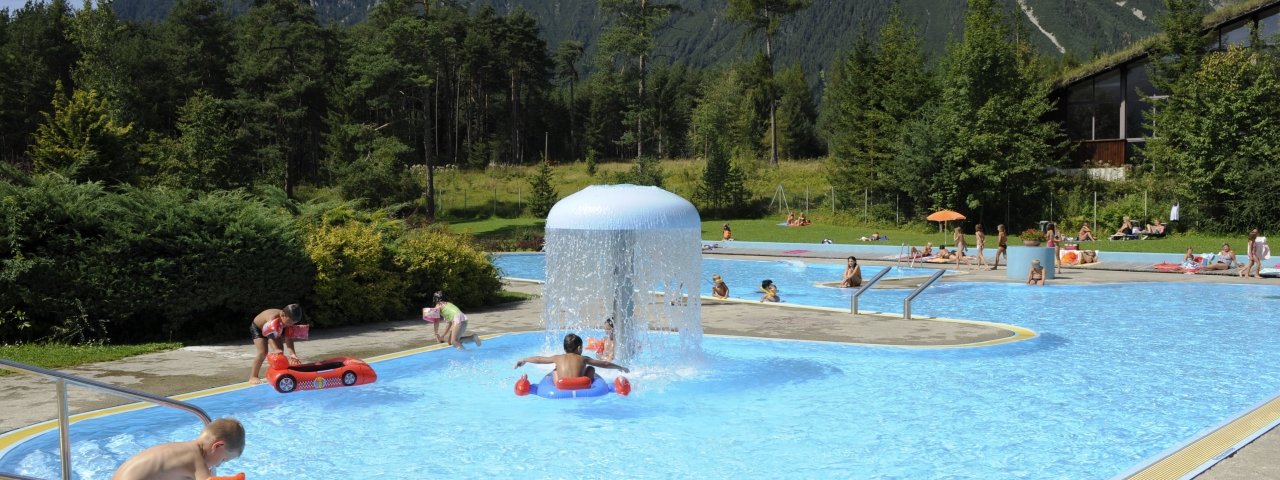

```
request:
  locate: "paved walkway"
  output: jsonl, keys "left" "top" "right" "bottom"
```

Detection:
{"left": 0, "top": 255, "right": 1275, "bottom": 479}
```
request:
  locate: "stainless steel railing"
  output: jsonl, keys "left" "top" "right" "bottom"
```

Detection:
{"left": 849, "top": 266, "right": 892, "bottom": 314}
{"left": 0, "top": 359, "right": 211, "bottom": 480}
{"left": 903, "top": 269, "right": 946, "bottom": 319}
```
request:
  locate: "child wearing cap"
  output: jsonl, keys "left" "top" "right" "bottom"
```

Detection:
{"left": 711, "top": 274, "right": 729, "bottom": 298}
{"left": 1026, "top": 259, "right": 1046, "bottom": 286}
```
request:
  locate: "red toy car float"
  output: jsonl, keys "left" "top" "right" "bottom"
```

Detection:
{"left": 266, "top": 353, "right": 377, "bottom": 393}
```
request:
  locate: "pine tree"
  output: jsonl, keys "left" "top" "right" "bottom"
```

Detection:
{"left": 29, "top": 82, "right": 136, "bottom": 183}
{"left": 725, "top": 0, "right": 811, "bottom": 165}
{"left": 528, "top": 158, "right": 558, "bottom": 218}
{"left": 695, "top": 141, "right": 749, "bottom": 217}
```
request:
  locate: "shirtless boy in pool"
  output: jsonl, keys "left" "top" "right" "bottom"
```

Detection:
{"left": 514, "top": 333, "right": 629, "bottom": 382}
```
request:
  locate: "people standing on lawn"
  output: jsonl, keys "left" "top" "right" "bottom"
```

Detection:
{"left": 722, "top": 223, "right": 733, "bottom": 241}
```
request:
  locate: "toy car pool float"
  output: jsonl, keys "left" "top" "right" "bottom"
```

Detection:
{"left": 514, "top": 373, "right": 631, "bottom": 399}
{"left": 266, "top": 353, "right": 377, "bottom": 393}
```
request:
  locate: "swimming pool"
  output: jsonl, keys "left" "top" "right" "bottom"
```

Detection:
{"left": 495, "top": 253, "right": 943, "bottom": 309}
{"left": 3, "top": 259, "right": 1280, "bottom": 479}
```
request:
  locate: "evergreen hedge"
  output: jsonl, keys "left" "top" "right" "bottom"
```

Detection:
{"left": 1, "top": 176, "right": 502, "bottom": 344}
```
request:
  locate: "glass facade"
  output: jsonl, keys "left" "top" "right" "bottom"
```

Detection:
{"left": 1094, "top": 71, "right": 1122, "bottom": 139}
{"left": 1125, "top": 61, "right": 1155, "bottom": 139}
{"left": 1221, "top": 21, "right": 1252, "bottom": 48}
{"left": 1059, "top": 1, "right": 1279, "bottom": 162}
{"left": 1262, "top": 8, "right": 1280, "bottom": 45}
{"left": 1067, "top": 84, "right": 1094, "bottom": 140}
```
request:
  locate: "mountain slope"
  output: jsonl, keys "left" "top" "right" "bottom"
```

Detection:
{"left": 114, "top": 0, "right": 1172, "bottom": 74}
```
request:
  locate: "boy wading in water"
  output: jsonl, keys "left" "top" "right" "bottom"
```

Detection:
{"left": 515, "top": 333, "right": 629, "bottom": 382}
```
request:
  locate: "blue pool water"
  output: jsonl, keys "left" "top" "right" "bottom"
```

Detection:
{"left": 4, "top": 258, "right": 1280, "bottom": 479}
{"left": 496, "top": 253, "right": 944, "bottom": 308}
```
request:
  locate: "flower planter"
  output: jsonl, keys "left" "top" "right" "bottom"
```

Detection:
{"left": 1022, "top": 240, "right": 1041, "bottom": 247}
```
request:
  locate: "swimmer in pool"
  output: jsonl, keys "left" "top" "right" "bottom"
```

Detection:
{"left": 515, "top": 333, "right": 629, "bottom": 382}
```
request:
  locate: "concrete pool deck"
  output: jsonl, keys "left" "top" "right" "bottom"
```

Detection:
{"left": 0, "top": 254, "right": 1275, "bottom": 479}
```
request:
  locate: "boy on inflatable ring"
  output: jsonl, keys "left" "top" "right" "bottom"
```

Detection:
{"left": 514, "top": 333, "right": 630, "bottom": 398}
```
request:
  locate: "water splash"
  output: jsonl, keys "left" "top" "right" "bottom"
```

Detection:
{"left": 543, "top": 185, "right": 703, "bottom": 366}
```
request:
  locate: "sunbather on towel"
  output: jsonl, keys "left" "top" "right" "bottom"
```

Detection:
{"left": 925, "top": 246, "right": 954, "bottom": 262}
{"left": 909, "top": 242, "right": 934, "bottom": 258}
{"left": 1205, "top": 243, "right": 1236, "bottom": 271}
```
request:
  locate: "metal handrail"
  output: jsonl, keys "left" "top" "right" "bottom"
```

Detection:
{"left": 903, "top": 269, "right": 946, "bottom": 319}
{"left": 0, "top": 359, "right": 211, "bottom": 480}
{"left": 850, "top": 266, "right": 892, "bottom": 314}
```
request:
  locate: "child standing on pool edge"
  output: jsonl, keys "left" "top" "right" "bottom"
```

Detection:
{"left": 428, "top": 291, "right": 483, "bottom": 349}
{"left": 248, "top": 304, "right": 303, "bottom": 384}
{"left": 112, "top": 417, "right": 245, "bottom": 480}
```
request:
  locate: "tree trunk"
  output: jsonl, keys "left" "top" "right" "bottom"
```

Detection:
{"left": 637, "top": 52, "right": 646, "bottom": 159}
{"left": 766, "top": 25, "right": 778, "bottom": 167}
{"left": 423, "top": 85, "right": 436, "bottom": 223}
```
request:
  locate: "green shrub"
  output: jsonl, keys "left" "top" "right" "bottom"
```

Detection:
{"left": 303, "top": 217, "right": 404, "bottom": 326}
{"left": 393, "top": 229, "right": 502, "bottom": 310}
{"left": 0, "top": 176, "right": 312, "bottom": 343}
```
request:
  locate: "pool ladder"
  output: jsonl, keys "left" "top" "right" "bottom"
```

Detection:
{"left": 0, "top": 358, "right": 212, "bottom": 480}
{"left": 903, "top": 269, "right": 946, "bottom": 319}
{"left": 849, "top": 266, "right": 893, "bottom": 314}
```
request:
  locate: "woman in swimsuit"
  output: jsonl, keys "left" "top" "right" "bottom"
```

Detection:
{"left": 974, "top": 224, "right": 987, "bottom": 269}
{"left": 991, "top": 224, "right": 1008, "bottom": 270}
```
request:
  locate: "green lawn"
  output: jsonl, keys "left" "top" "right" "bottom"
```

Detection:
{"left": 444, "top": 215, "right": 1238, "bottom": 255}
{"left": 0, "top": 342, "right": 182, "bottom": 376}
{"left": 703, "top": 219, "right": 1239, "bottom": 254}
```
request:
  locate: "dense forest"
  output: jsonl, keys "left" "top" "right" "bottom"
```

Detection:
{"left": 111, "top": 0, "right": 1170, "bottom": 79}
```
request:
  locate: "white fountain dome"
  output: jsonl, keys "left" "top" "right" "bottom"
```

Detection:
{"left": 540, "top": 184, "right": 703, "bottom": 364}
{"left": 546, "top": 184, "right": 700, "bottom": 231}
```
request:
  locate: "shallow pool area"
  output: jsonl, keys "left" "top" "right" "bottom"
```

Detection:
{"left": 4, "top": 256, "right": 1280, "bottom": 479}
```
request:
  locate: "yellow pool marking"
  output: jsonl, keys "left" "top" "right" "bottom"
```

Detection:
{"left": 1122, "top": 393, "right": 1280, "bottom": 479}
{"left": 0, "top": 335, "right": 503, "bottom": 455}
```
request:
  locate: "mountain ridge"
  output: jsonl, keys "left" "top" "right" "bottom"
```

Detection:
{"left": 112, "top": 0, "right": 1176, "bottom": 76}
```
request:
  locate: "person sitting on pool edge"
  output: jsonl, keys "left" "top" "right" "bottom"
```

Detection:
{"left": 1026, "top": 259, "right": 1046, "bottom": 286}
{"left": 711, "top": 274, "right": 729, "bottom": 298}
{"left": 515, "top": 333, "right": 629, "bottom": 383}
{"left": 112, "top": 417, "right": 245, "bottom": 480}
{"left": 1205, "top": 243, "right": 1237, "bottom": 271}
{"left": 760, "top": 279, "right": 780, "bottom": 302}
{"left": 840, "top": 256, "right": 862, "bottom": 288}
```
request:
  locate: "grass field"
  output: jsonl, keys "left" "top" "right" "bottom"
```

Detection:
{"left": 433, "top": 158, "right": 1245, "bottom": 255}
{"left": 455, "top": 214, "right": 1241, "bottom": 255}
{"left": 0, "top": 342, "right": 182, "bottom": 376}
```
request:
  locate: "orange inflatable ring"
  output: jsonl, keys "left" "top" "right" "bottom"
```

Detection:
{"left": 1061, "top": 251, "right": 1079, "bottom": 264}
{"left": 585, "top": 338, "right": 606, "bottom": 356}
{"left": 211, "top": 473, "right": 245, "bottom": 480}
{"left": 555, "top": 376, "right": 593, "bottom": 390}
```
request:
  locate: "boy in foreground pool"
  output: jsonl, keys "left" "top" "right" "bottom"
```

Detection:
{"left": 112, "top": 418, "right": 244, "bottom": 480}
{"left": 515, "top": 333, "right": 629, "bottom": 382}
